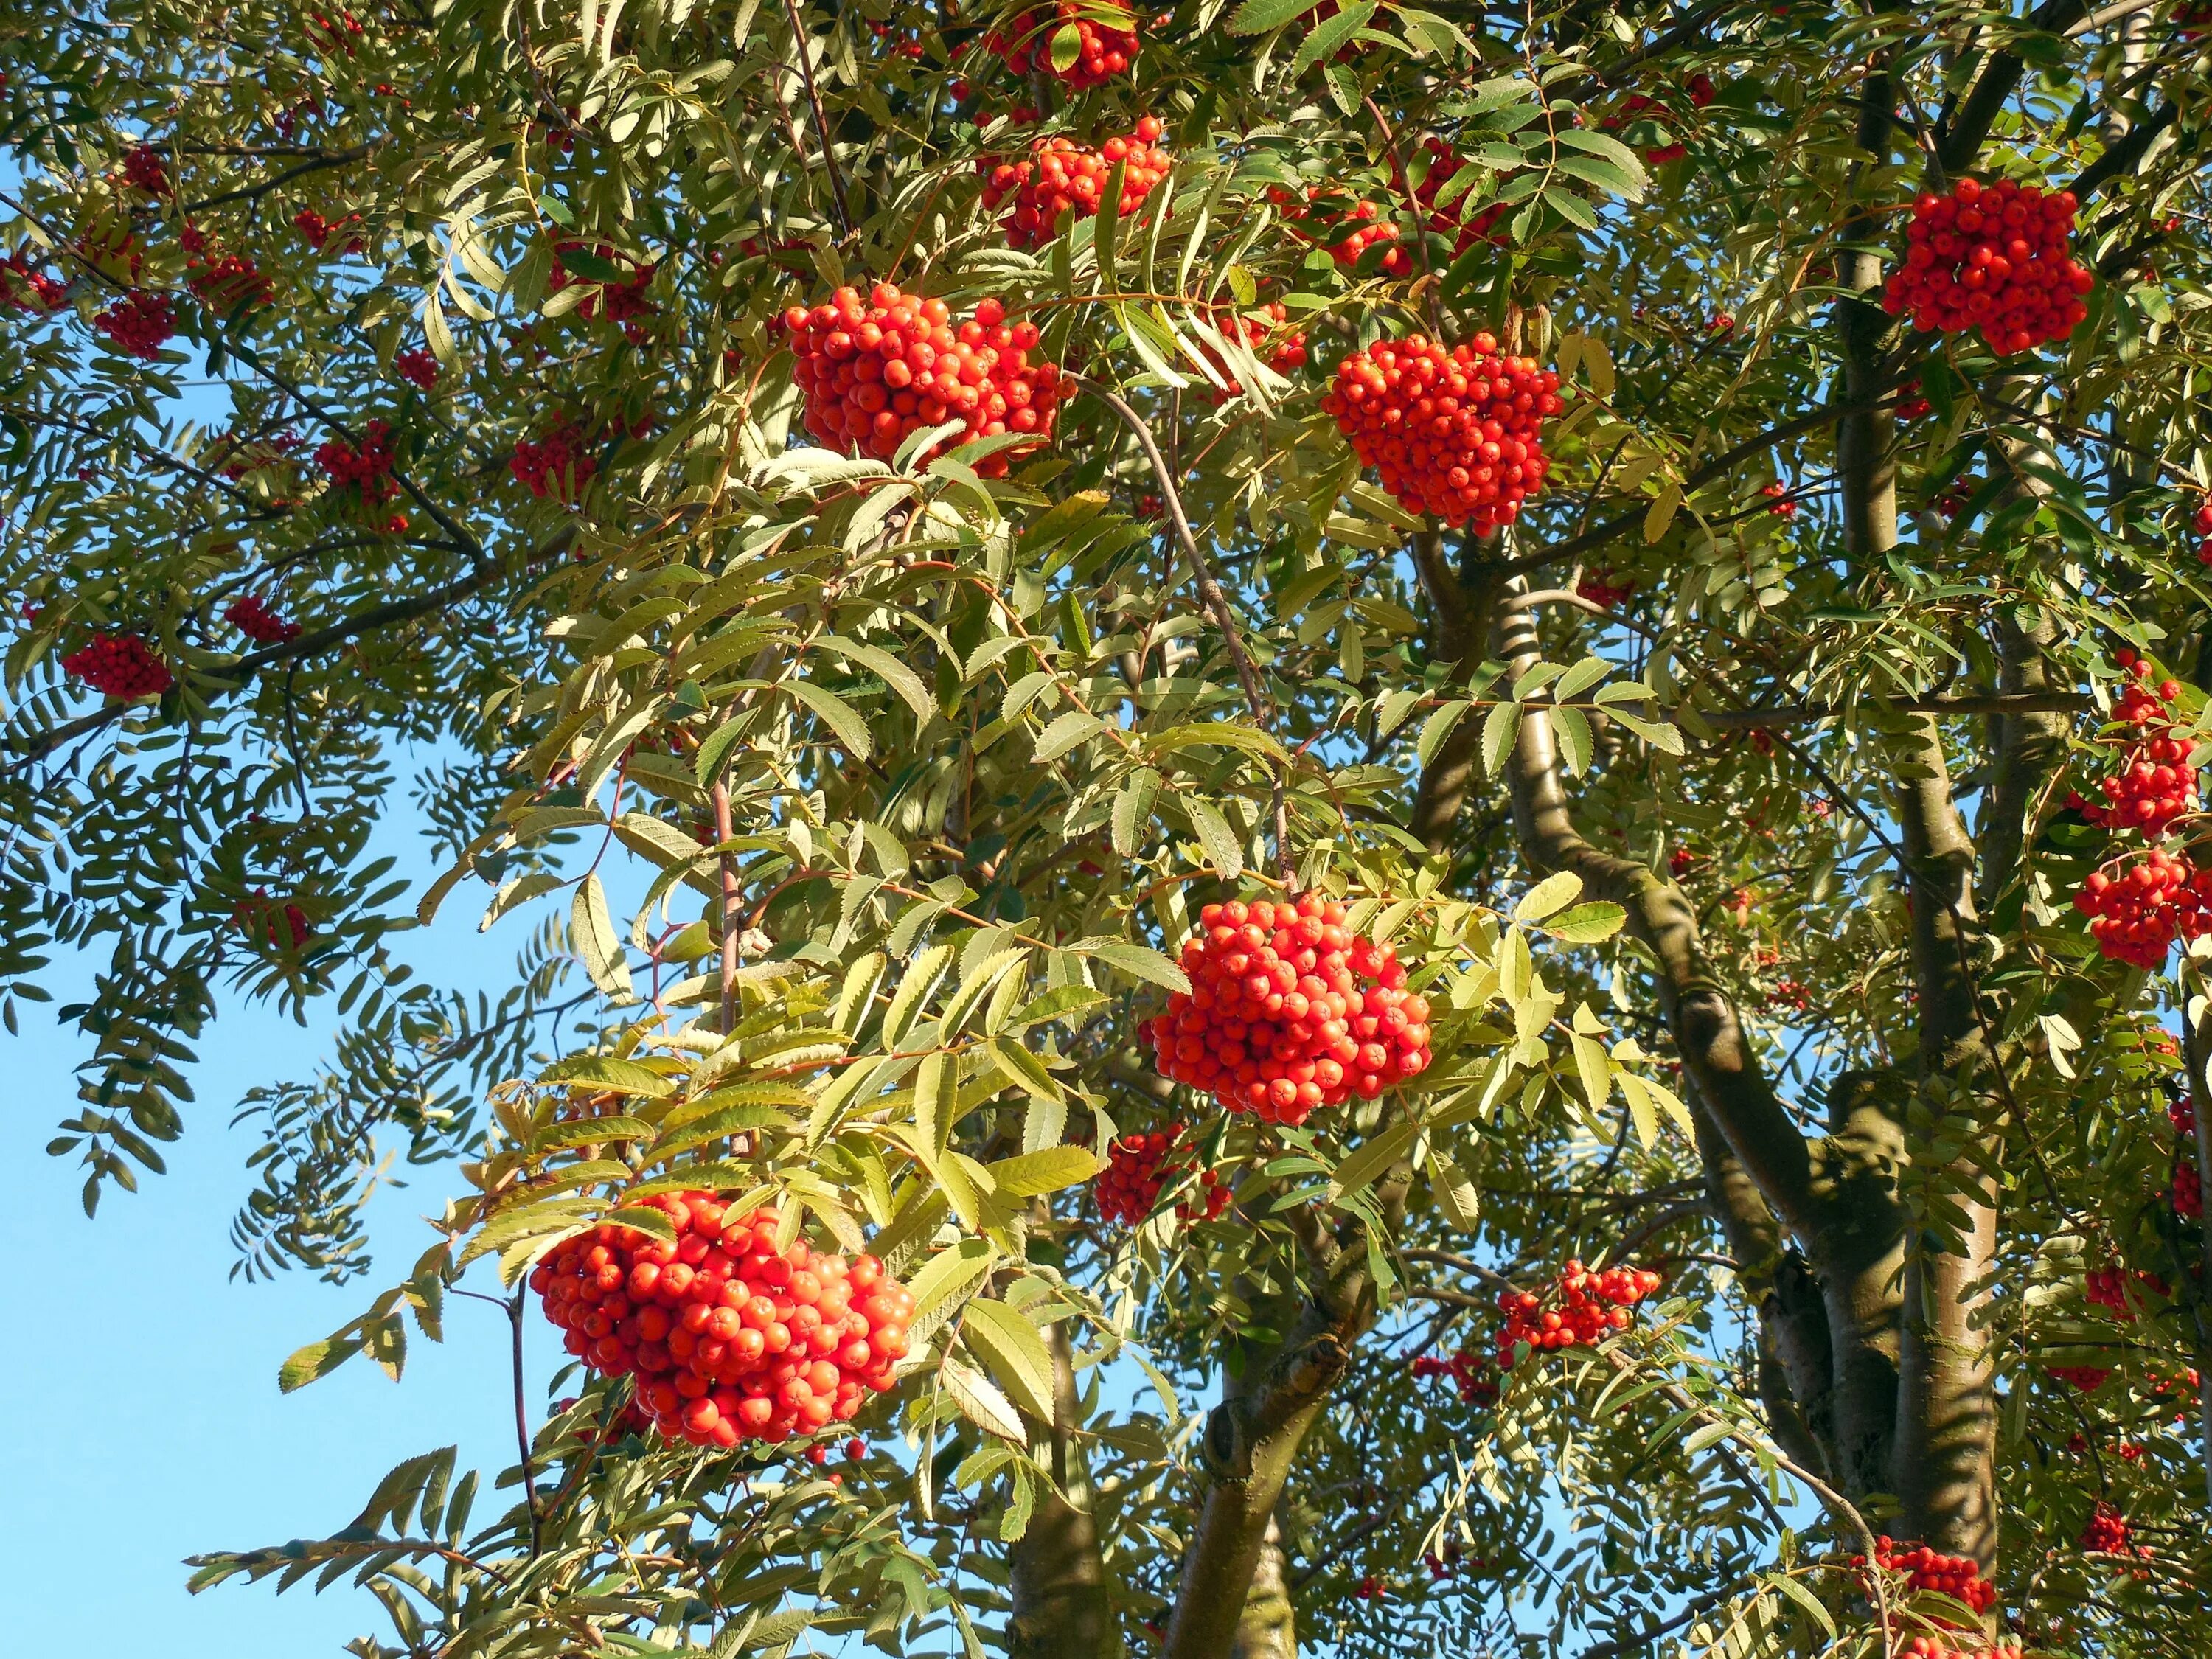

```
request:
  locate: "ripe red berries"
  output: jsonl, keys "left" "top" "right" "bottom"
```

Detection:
{"left": 511, "top": 424, "right": 597, "bottom": 501}
{"left": 981, "top": 120, "right": 1169, "bottom": 250}
{"left": 2047, "top": 1363, "right": 2112, "bottom": 1392}
{"left": 1881, "top": 175, "right": 2094, "bottom": 356}
{"left": 1144, "top": 894, "right": 1432, "bottom": 1124}
{"left": 0, "top": 252, "right": 66, "bottom": 313}
{"left": 228, "top": 594, "right": 302, "bottom": 645}
{"left": 2073, "top": 849, "right": 2212, "bottom": 968}
{"left": 1270, "top": 187, "right": 1410, "bottom": 274}
{"left": 316, "top": 419, "right": 400, "bottom": 503}
{"left": 1094, "top": 1127, "right": 1229, "bottom": 1225}
{"left": 1324, "top": 333, "right": 1563, "bottom": 532}
{"left": 122, "top": 144, "right": 171, "bottom": 196}
{"left": 1576, "top": 568, "right": 1634, "bottom": 609}
{"left": 2071, "top": 658, "right": 2198, "bottom": 836}
{"left": 1198, "top": 302, "right": 1307, "bottom": 403}
{"left": 984, "top": 3, "right": 1141, "bottom": 88}
{"left": 1496, "top": 1262, "right": 1660, "bottom": 1362}
{"left": 532, "top": 1194, "right": 914, "bottom": 1449}
{"left": 2081, "top": 1501, "right": 2133, "bottom": 1555}
{"left": 63, "top": 634, "right": 173, "bottom": 699}
{"left": 395, "top": 348, "right": 440, "bottom": 389}
{"left": 2085, "top": 1265, "right": 2166, "bottom": 1322}
{"left": 1409, "top": 1349, "right": 1497, "bottom": 1405}
{"left": 93, "top": 291, "right": 175, "bottom": 358}
{"left": 782, "top": 285, "right": 1061, "bottom": 478}
{"left": 1852, "top": 1536, "right": 1997, "bottom": 1616}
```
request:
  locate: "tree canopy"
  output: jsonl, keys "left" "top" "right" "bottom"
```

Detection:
{"left": 6, "top": 1, "right": 2212, "bottom": 1655}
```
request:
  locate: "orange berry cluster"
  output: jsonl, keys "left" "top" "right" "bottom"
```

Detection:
{"left": 1495, "top": 1261, "right": 1661, "bottom": 1363}
{"left": 2191, "top": 499, "right": 2212, "bottom": 565}
{"left": 984, "top": 2, "right": 1140, "bottom": 88}
{"left": 981, "top": 119, "right": 1170, "bottom": 250}
{"left": 2081, "top": 1501, "right": 2132, "bottom": 1554}
{"left": 1882, "top": 175, "right": 2094, "bottom": 356}
{"left": 782, "top": 285, "right": 1061, "bottom": 478}
{"left": 1852, "top": 1537, "right": 1998, "bottom": 1616}
{"left": 1323, "top": 332, "right": 1563, "bottom": 530}
{"left": 180, "top": 223, "right": 274, "bottom": 311}
{"left": 1093, "top": 1127, "right": 1228, "bottom": 1225}
{"left": 395, "top": 347, "right": 440, "bottom": 389}
{"left": 93, "top": 291, "right": 175, "bottom": 358}
{"left": 62, "top": 635, "right": 174, "bottom": 699}
{"left": 1896, "top": 1644, "right": 2022, "bottom": 1659}
{"left": 2070, "top": 655, "right": 2197, "bottom": 836}
{"left": 228, "top": 594, "right": 301, "bottom": 645}
{"left": 1200, "top": 301, "right": 1308, "bottom": 403}
{"left": 511, "top": 423, "right": 597, "bottom": 501}
{"left": 2072, "top": 848, "right": 2212, "bottom": 969}
{"left": 293, "top": 208, "right": 366, "bottom": 255}
{"left": 1144, "top": 894, "right": 1433, "bottom": 1124}
{"left": 1402, "top": 138, "right": 1508, "bottom": 251}
{"left": 532, "top": 1194, "right": 913, "bottom": 1449}
{"left": 1270, "top": 186, "right": 1411, "bottom": 274}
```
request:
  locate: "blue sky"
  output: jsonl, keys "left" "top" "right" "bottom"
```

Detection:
{"left": 0, "top": 797, "right": 536, "bottom": 1657}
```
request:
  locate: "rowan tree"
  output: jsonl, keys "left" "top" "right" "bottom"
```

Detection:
{"left": 6, "top": 0, "right": 2212, "bottom": 1655}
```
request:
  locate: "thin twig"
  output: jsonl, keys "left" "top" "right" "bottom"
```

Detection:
{"left": 778, "top": 0, "right": 852, "bottom": 234}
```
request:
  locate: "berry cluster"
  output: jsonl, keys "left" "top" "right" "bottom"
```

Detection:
{"left": 227, "top": 595, "right": 302, "bottom": 645}
{"left": 234, "top": 888, "right": 312, "bottom": 950}
{"left": 1402, "top": 139, "right": 1509, "bottom": 252}
{"left": 293, "top": 208, "right": 366, "bottom": 255}
{"left": 1270, "top": 187, "right": 1411, "bottom": 274}
{"left": 2070, "top": 656, "right": 2198, "bottom": 836}
{"left": 2048, "top": 1363, "right": 2112, "bottom": 1392}
{"left": 1143, "top": 894, "right": 1433, "bottom": 1124}
{"left": 1409, "top": 1349, "right": 1498, "bottom": 1405}
{"left": 981, "top": 119, "right": 1170, "bottom": 250}
{"left": 1495, "top": 1262, "right": 1662, "bottom": 1362}
{"left": 1852, "top": 1537, "right": 1998, "bottom": 1616}
{"left": 1093, "top": 1127, "right": 1229, "bottom": 1225}
{"left": 983, "top": 3, "right": 1141, "bottom": 88}
{"left": 1323, "top": 332, "right": 1563, "bottom": 531}
{"left": 782, "top": 285, "right": 1062, "bottom": 478}
{"left": 1895, "top": 1644, "right": 2022, "bottom": 1659}
{"left": 1896, "top": 377, "right": 1933, "bottom": 420}
{"left": 395, "top": 348, "right": 440, "bottom": 389}
{"left": 1575, "top": 568, "right": 1635, "bottom": 609}
{"left": 2172, "top": 1097, "right": 2202, "bottom": 1218}
{"left": 122, "top": 144, "right": 170, "bottom": 195}
{"left": 2086, "top": 1265, "right": 2166, "bottom": 1321}
{"left": 1761, "top": 481, "right": 1797, "bottom": 517}
{"left": 1602, "top": 72, "right": 1717, "bottom": 164}
{"left": 1, "top": 252, "right": 66, "bottom": 313}
{"left": 93, "top": 291, "right": 176, "bottom": 358}
{"left": 315, "top": 419, "right": 400, "bottom": 503}
{"left": 1881, "top": 175, "right": 2095, "bottom": 356}
{"left": 1199, "top": 302, "right": 1308, "bottom": 403}
{"left": 2081, "top": 1501, "right": 2132, "bottom": 1554}
{"left": 549, "top": 241, "right": 658, "bottom": 338}
{"left": 511, "top": 424, "right": 597, "bottom": 501}
{"left": 532, "top": 1194, "right": 913, "bottom": 1449}
{"left": 63, "top": 635, "right": 174, "bottom": 699}
{"left": 2073, "top": 849, "right": 2212, "bottom": 968}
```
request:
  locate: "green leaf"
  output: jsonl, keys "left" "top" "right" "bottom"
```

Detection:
{"left": 986, "top": 1144, "right": 1102, "bottom": 1197}
{"left": 1479, "top": 700, "right": 1520, "bottom": 777}
{"left": 540, "top": 1054, "right": 675, "bottom": 1096}
{"left": 571, "top": 874, "right": 635, "bottom": 1001}
{"left": 1542, "top": 901, "right": 1626, "bottom": 943}
{"left": 908, "top": 1237, "right": 997, "bottom": 1322}
{"left": 1332, "top": 1119, "right": 1417, "bottom": 1200}
{"left": 1228, "top": 0, "right": 1324, "bottom": 31}
{"left": 1188, "top": 799, "right": 1245, "bottom": 878}
{"left": 1033, "top": 709, "right": 1105, "bottom": 763}
{"left": 279, "top": 1334, "right": 363, "bottom": 1393}
{"left": 785, "top": 678, "right": 873, "bottom": 759}
{"left": 1514, "top": 870, "right": 1583, "bottom": 923}
{"left": 1416, "top": 700, "right": 1470, "bottom": 766}
{"left": 939, "top": 1352, "right": 1026, "bottom": 1441}
{"left": 961, "top": 1299, "right": 1057, "bottom": 1425}
{"left": 882, "top": 945, "right": 955, "bottom": 1048}
{"left": 1079, "top": 939, "right": 1191, "bottom": 994}
{"left": 1112, "top": 767, "right": 1161, "bottom": 856}
{"left": 818, "top": 635, "right": 936, "bottom": 726}
{"left": 1290, "top": 0, "right": 1371, "bottom": 76}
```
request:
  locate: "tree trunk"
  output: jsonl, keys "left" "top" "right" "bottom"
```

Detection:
{"left": 1229, "top": 1514, "right": 1295, "bottom": 1659}
{"left": 1008, "top": 1324, "right": 1120, "bottom": 1659}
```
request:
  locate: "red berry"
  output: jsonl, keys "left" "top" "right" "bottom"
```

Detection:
{"left": 62, "top": 634, "right": 173, "bottom": 698}
{"left": 1881, "top": 175, "right": 2093, "bottom": 356}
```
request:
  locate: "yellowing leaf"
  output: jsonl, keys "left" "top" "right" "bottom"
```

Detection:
{"left": 960, "top": 1298, "right": 1057, "bottom": 1425}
